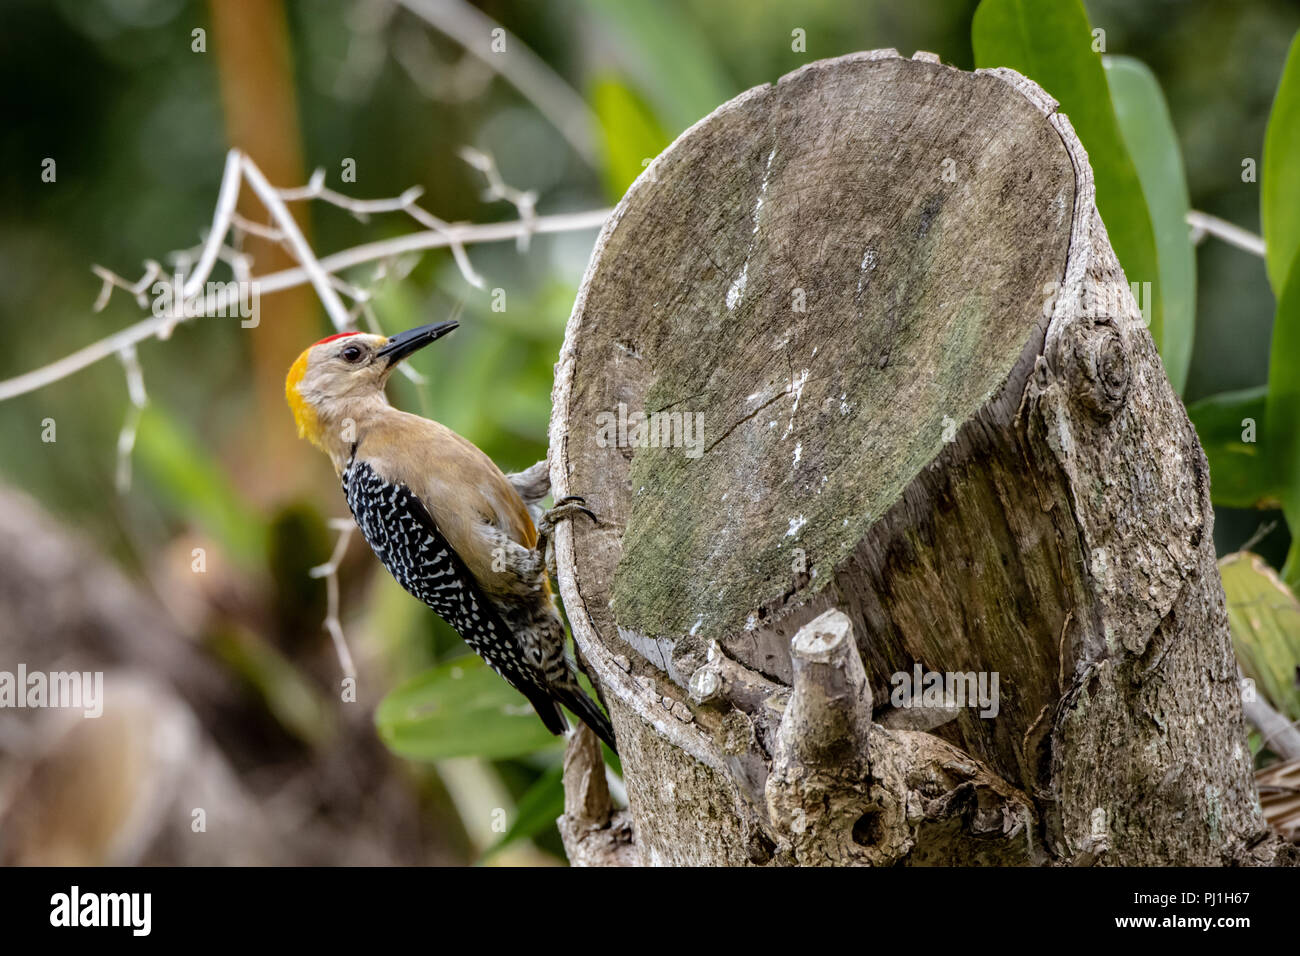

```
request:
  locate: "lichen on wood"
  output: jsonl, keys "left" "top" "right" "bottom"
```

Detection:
{"left": 550, "top": 50, "right": 1277, "bottom": 866}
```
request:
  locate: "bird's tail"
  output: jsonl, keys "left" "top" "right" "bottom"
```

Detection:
{"left": 554, "top": 684, "right": 617, "bottom": 753}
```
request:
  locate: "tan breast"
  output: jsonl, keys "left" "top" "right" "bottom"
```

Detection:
{"left": 356, "top": 410, "right": 538, "bottom": 595}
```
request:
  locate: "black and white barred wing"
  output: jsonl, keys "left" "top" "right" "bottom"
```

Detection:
{"left": 341, "top": 459, "right": 567, "bottom": 735}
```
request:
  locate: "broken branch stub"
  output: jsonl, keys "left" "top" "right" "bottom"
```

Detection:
{"left": 551, "top": 50, "right": 1272, "bottom": 865}
{"left": 557, "top": 726, "right": 637, "bottom": 867}
{"left": 773, "top": 609, "right": 872, "bottom": 770}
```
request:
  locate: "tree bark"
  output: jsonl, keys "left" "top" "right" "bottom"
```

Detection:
{"left": 549, "top": 50, "right": 1278, "bottom": 865}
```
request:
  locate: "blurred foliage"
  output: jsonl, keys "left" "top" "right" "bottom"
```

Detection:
{"left": 1264, "top": 33, "right": 1300, "bottom": 586}
{"left": 1263, "top": 32, "right": 1300, "bottom": 297}
{"left": 591, "top": 75, "right": 670, "bottom": 202}
{"left": 1105, "top": 54, "right": 1196, "bottom": 394}
{"left": 580, "top": 0, "right": 734, "bottom": 133}
{"left": 376, "top": 655, "right": 561, "bottom": 761}
{"left": 1187, "top": 386, "right": 1279, "bottom": 510}
{"left": 481, "top": 761, "right": 566, "bottom": 862}
{"left": 1269, "top": 259, "right": 1300, "bottom": 585}
{"left": 973, "top": 0, "right": 1165, "bottom": 373}
{"left": 1220, "top": 552, "right": 1300, "bottom": 742}
{"left": 211, "top": 624, "right": 338, "bottom": 748}
{"left": 3, "top": 0, "right": 1300, "bottom": 859}
{"left": 134, "top": 404, "right": 269, "bottom": 567}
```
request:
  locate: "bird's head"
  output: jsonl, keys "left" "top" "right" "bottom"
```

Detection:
{"left": 285, "top": 321, "right": 458, "bottom": 450}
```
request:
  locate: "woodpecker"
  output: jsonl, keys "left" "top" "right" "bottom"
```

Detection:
{"left": 285, "top": 322, "right": 615, "bottom": 751}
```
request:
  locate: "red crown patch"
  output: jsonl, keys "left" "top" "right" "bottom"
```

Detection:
{"left": 313, "top": 331, "right": 363, "bottom": 346}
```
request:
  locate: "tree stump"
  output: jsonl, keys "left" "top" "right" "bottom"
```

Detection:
{"left": 549, "top": 50, "right": 1272, "bottom": 865}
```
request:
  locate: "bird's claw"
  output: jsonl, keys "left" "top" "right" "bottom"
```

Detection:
{"left": 537, "top": 497, "right": 599, "bottom": 580}
{"left": 538, "top": 500, "right": 599, "bottom": 537}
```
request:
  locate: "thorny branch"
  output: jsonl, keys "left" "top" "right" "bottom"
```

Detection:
{"left": 1, "top": 147, "right": 610, "bottom": 675}
{"left": 238, "top": 154, "right": 354, "bottom": 331}
{"left": 1, "top": 152, "right": 608, "bottom": 403}
{"left": 459, "top": 147, "right": 538, "bottom": 251}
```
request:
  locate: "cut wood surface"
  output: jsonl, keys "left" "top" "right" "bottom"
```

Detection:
{"left": 550, "top": 51, "right": 1274, "bottom": 865}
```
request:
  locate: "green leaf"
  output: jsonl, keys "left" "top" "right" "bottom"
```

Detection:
{"left": 1104, "top": 55, "right": 1196, "bottom": 394}
{"left": 1219, "top": 551, "right": 1300, "bottom": 725}
{"left": 1286, "top": 537, "right": 1300, "bottom": 593}
{"left": 1186, "top": 386, "right": 1280, "bottom": 509}
{"left": 1263, "top": 30, "right": 1300, "bottom": 296}
{"left": 579, "top": 0, "right": 733, "bottom": 134}
{"left": 480, "top": 762, "right": 566, "bottom": 861}
{"left": 973, "top": 0, "right": 1164, "bottom": 362}
{"left": 376, "top": 656, "right": 561, "bottom": 761}
{"left": 1267, "top": 250, "right": 1300, "bottom": 587}
{"left": 591, "top": 74, "right": 671, "bottom": 202}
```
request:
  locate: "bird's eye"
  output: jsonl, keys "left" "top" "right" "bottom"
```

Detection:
{"left": 341, "top": 344, "right": 364, "bottom": 363}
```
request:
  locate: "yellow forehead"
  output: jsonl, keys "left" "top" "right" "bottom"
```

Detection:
{"left": 285, "top": 348, "right": 321, "bottom": 445}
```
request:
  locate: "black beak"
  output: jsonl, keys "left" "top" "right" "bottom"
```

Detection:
{"left": 376, "top": 320, "right": 458, "bottom": 367}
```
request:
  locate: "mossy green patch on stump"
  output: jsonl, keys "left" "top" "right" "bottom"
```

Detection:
{"left": 569, "top": 56, "right": 1074, "bottom": 648}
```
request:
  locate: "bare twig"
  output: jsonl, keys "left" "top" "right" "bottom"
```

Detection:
{"left": 1239, "top": 520, "right": 1279, "bottom": 555}
{"left": 1187, "top": 210, "right": 1266, "bottom": 258}
{"left": 114, "top": 345, "right": 148, "bottom": 494}
{"left": 93, "top": 261, "right": 162, "bottom": 312}
{"left": 1243, "top": 692, "right": 1300, "bottom": 761}
{"left": 395, "top": 201, "right": 486, "bottom": 289}
{"left": 229, "top": 212, "right": 284, "bottom": 243}
{"left": 239, "top": 154, "right": 353, "bottom": 331}
{"left": 0, "top": 207, "right": 610, "bottom": 402}
{"left": 459, "top": 147, "right": 538, "bottom": 251}
{"left": 234, "top": 169, "right": 488, "bottom": 290}
{"left": 276, "top": 165, "right": 486, "bottom": 287}
{"left": 279, "top": 168, "right": 421, "bottom": 217}
{"left": 310, "top": 518, "right": 358, "bottom": 678}
{"left": 183, "top": 149, "right": 245, "bottom": 300}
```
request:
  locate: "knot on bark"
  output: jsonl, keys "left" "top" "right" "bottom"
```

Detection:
{"left": 1067, "top": 322, "right": 1130, "bottom": 421}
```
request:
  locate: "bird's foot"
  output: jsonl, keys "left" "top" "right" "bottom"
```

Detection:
{"left": 538, "top": 496, "right": 599, "bottom": 580}
{"left": 539, "top": 497, "right": 597, "bottom": 535}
